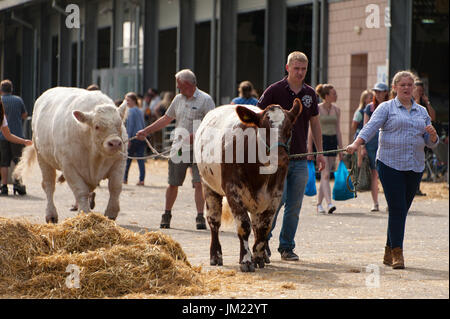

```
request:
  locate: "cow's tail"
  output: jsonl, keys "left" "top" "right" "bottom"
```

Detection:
{"left": 221, "top": 197, "right": 234, "bottom": 226}
{"left": 12, "top": 145, "right": 37, "bottom": 181}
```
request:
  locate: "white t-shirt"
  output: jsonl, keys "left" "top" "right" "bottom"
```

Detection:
{"left": 1, "top": 116, "right": 7, "bottom": 127}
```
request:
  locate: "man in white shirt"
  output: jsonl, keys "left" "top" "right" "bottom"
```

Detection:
{"left": 137, "top": 69, "right": 215, "bottom": 230}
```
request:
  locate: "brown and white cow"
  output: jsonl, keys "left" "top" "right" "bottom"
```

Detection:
{"left": 14, "top": 87, "right": 128, "bottom": 223}
{"left": 194, "top": 99, "right": 302, "bottom": 272}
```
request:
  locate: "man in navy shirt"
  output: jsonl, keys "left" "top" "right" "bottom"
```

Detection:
{"left": 0, "top": 79, "right": 28, "bottom": 196}
{"left": 257, "top": 51, "right": 326, "bottom": 261}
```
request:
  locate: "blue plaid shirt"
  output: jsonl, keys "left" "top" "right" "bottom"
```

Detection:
{"left": 357, "top": 97, "right": 439, "bottom": 173}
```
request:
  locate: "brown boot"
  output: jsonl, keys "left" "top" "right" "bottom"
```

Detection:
{"left": 391, "top": 247, "right": 405, "bottom": 269}
{"left": 383, "top": 246, "right": 392, "bottom": 266}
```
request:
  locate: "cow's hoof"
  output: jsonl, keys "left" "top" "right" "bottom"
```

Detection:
{"left": 240, "top": 262, "right": 255, "bottom": 272}
{"left": 264, "top": 255, "right": 271, "bottom": 264}
{"left": 46, "top": 216, "right": 58, "bottom": 224}
{"left": 253, "top": 257, "right": 265, "bottom": 269}
{"left": 210, "top": 257, "right": 223, "bottom": 266}
{"left": 105, "top": 215, "right": 117, "bottom": 221}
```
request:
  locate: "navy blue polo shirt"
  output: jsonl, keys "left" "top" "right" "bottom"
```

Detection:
{"left": 0, "top": 94, "right": 27, "bottom": 140}
{"left": 257, "top": 77, "right": 319, "bottom": 158}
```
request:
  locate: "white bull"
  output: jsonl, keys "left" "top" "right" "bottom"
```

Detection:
{"left": 14, "top": 87, "right": 128, "bottom": 223}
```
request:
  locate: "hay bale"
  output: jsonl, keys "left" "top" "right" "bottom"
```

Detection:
{"left": 0, "top": 218, "right": 50, "bottom": 279}
{"left": 0, "top": 213, "right": 206, "bottom": 298}
{"left": 34, "top": 213, "right": 124, "bottom": 254}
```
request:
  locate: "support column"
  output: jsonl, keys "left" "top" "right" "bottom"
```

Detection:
{"left": 58, "top": 1, "right": 72, "bottom": 86}
{"left": 389, "top": 0, "right": 412, "bottom": 80}
{"left": 265, "top": 0, "right": 286, "bottom": 88}
{"left": 218, "top": 0, "right": 237, "bottom": 105}
{"left": 3, "top": 19, "right": 18, "bottom": 85}
{"left": 83, "top": 0, "right": 98, "bottom": 87}
{"left": 22, "top": 25, "right": 34, "bottom": 113}
{"left": 319, "top": 0, "right": 328, "bottom": 84}
{"left": 209, "top": 0, "right": 217, "bottom": 102}
{"left": 39, "top": 3, "right": 52, "bottom": 93}
{"left": 311, "top": 0, "right": 319, "bottom": 88}
{"left": 113, "top": 0, "right": 121, "bottom": 68}
{"left": 177, "top": 0, "right": 195, "bottom": 71}
{"left": 143, "top": 0, "right": 159, "bottom": 91}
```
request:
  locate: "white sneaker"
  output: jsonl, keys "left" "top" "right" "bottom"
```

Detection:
{"left": 370, "top": 203, "right": 379, "bottom": 212}
{"left": 327, "top": 204, "right": 336, "bottom": 214}
{"left": 317, "top": 204, "right": 326, "bottom": 214}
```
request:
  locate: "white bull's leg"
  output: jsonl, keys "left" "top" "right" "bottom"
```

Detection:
{"left": 104, "top": 167, "right": 123, "bottom": 220}
{"left": 203, "top": 183, "right": 223, "bottom": 266}
{"left": 37, "top": 155, "right": 58, "bottom": 223}
{"left": 63, "top": 170, "right": 91, "bottom": 214}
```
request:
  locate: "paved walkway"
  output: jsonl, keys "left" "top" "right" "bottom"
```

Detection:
{"left": 1, "top": 160, "right": 448, "bottom": 298}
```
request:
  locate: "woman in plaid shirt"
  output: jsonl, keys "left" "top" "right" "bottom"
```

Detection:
{"left": 346, "top": 71, "right": 439, "bottom": 270}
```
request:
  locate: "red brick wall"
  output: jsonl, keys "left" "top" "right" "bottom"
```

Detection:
{"left": 328, "top": 0, "right": 388, "bottom": 144}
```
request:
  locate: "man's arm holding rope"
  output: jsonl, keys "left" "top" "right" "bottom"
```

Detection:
{"left": 136, "top": 114, "right": 174, "bottom": 140}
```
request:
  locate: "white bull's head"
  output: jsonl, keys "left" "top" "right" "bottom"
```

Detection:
{"left": 73, "top": 102, "right": 127, "bottom": 156}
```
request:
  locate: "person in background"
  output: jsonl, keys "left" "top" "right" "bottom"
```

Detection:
{"left": 143, "top": 88, "right": 161, "bottom": 125}
{"left": 136, "top": 69, "right": 215, "bottom": 230}
{"left": 351, "top": 89, "right": 373, "bottom": 168}
{"left": 0, "top": 80, "right": 29, "bottom": 196}
{"left": 137, "top": 93, "right": 144, "bottom": 111}
{"left": 351, "top": 89, "right": 373, "bottom": 140}
{"left": 86, "top": 84, "right": 100, "bottom": 91}
{"left": 413, "top": 80, "right": 436, "bottom": 122}
{"left": 0, "top": 98, "right": 32, "bottom": 196}
{"left": 346, "top": 70, "right": 439, "bottom": 269}
{"left": 257, "top": 51, "right": 326, "bottom": 261}
{"left": 310, "top": 83, "right": 343, "bottom": 214}
{"left": 123, "top": 92, "right": 146, "bottom": 186}
{"left": 362, "top": 82, "right": 389, "bottom": 212}
{"left": 154, "top": 91, "right": 175, "bottom": 119}
{"left": 231, "top": 81, "right": 258, "bottom": 105}
{"left": 413, "top": 79, "right": 437, "bottom": 196}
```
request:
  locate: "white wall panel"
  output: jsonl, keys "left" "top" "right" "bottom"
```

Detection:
{"left": 237, "top": 0, "right": 265, "bottom": 13}
{"left": 286, "top": 0, "right": 312, "bottom": 7}
{"left": 195, "top": 0, "right": 215, "bottom": 22}
{"left": 98, "top": 0, "right": 113, "bottom": 29}
{"left": 159, "top": 0, "right": 179, "bottom": 30}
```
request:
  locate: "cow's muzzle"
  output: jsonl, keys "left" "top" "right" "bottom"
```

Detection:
{"left": 104, "top": 136, "right": 123, "bottom": 153}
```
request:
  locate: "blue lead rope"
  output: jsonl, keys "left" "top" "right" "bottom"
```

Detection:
{"left": 264, "top": 136, "right": 292, "bottom": 153}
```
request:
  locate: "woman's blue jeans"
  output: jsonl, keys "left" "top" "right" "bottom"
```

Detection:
{"left": 124, "top": 140, "right": 146, "bottom": 182}
{"left": 268, "top": 160, "right": 308, "bottom": 252}
{"left": 376, "top": 160, "right": 423, "bottom": 249}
